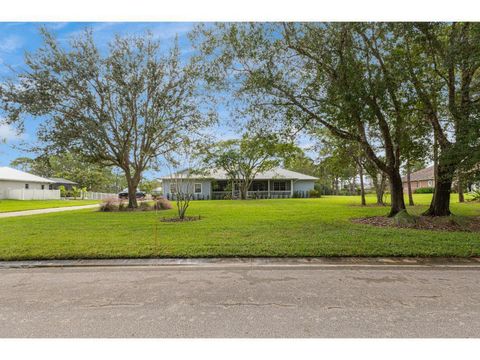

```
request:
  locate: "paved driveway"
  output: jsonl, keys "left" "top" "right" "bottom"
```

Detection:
{"left": 0, "top": 204, "right": 99, "bottom": 218}
{"left": 1, "top": 263, "right": 479, "bottom": 337}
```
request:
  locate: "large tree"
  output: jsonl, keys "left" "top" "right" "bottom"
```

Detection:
{"left": 282, "top": 146, "right": 318, "bottom": 177}
{"left": 205, "top": 133, "right": 293, "bottom": 200}
{"left": 402, "top": 23, "right": 480, "bottom": 215}
{"left": 192, "top": 23, "right": 422, "bottom": 216}
{"left": 1, "top": 28, "right": 211, "bottom": 208}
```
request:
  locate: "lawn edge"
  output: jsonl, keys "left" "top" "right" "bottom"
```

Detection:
{"left": 2, "top": 256, "right": 480, "bottom": 269}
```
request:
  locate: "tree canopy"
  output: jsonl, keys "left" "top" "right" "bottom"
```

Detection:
{"left": 10, "top": 152, "right": 127, "bottom": 192}
{"left": 1, "top": 28, "right": 213, "bottom": 207}
{"left": 204, "top": 133, "right": 295, "bottom": 199}
{"left": 191, "top": 22, "right": 480, "bottom": 216}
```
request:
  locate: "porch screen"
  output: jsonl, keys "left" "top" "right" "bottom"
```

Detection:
{"left": 272, "top": 180, "right": 291, "bottom": 191}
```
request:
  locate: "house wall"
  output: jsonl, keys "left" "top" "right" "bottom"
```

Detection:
{"left": 162, "top": 179, "right": 212, "bottom": 199}
{"left": 402, "top": 179, "right": 434, "bottom": 192}
{"left": 0, "top": 180, "right": 60, "bottom": 200}
{"left": 293, "top": 180, "right": 315, "bottom": 193}
{"left": 162, "top": 179, "right": 316, "bottom": 199}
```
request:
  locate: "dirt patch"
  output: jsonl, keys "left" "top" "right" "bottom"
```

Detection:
{"left": 160, "top": 216, "right": 202, "bottom": 223}
{"left": 352, "top": 215, "right": 480, "bottom": 232}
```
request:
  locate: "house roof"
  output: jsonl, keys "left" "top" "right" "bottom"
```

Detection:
{"left": 402, "top": 166, "right": 435, "bottom": 182}
{"left": 0, "top": 167, "right": 55, "bottom": 183}
{"left": 48, "top": 177, "right": 78, "bottom": 185}
{"left": 160, "top": 167, "right": 319, "bottom": 181}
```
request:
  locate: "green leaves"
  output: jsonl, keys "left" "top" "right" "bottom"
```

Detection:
{"left": 1, "top": 28, "right": 212, "bottom": 206}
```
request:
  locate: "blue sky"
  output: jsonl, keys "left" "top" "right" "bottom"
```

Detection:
{"left": 0, "top": 22, "right": 313, "bottom": 178}
{"left": 0, "top": 22, "right": 237, "bottom": 173}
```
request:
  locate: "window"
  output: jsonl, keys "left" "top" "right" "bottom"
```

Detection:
{"left": 170, "top": 183, "right": 177, "bottom": 194}
{"left": 49, "top": 185, "right": 53, "bottom": 190}
{"left": 25, "top": 184, "right": 29, "bottom": 189}
{"left": 41, "top": 185, "right": 45, "bottom": 190}
{"left": 272, "top": 180, "right": 291, "bottom": 191}
{"left": 212, "top": 180, "right": 228, "bottom": 191}
{"left": 194, "top": 183, "right": 202, "bottom": 194}
{"left": 428, "top": 180, "right": 433, "bottom": 187}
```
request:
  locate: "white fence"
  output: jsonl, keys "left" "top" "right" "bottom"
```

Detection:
{"left": 0, "top": 189, "right": 61, "bottom": 200}
{"left": 81, "top": 191, "right": 117, "bottom": 200}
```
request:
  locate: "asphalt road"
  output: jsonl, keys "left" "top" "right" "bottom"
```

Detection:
{"left": 1, "top": 264, "right": 479, "bottom": 337}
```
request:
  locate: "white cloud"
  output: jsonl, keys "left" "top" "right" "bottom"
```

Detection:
{"left": 0, "top": 35, "right": 24, "bottom": 53}
{"left": 149, "top": 23, "right": 192, "bottom": 41}
{"left": 46, "top": 22, "right": 68, "bottom": 30}
{"left": 0, "top": 123, "right": 23, "bottom": 142}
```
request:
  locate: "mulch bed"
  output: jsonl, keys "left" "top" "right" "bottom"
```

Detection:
{"left": 352, "top": 215, "right": 480, "bottom": 232}
{"left": 160, "top": 216, "right": 202, "bottom": 223}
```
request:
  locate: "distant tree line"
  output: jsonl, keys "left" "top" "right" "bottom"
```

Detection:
{"left": 10, "top": 152, "right": 128, "bottom": 193}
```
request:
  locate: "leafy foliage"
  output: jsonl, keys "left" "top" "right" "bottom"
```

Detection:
{"left": 10, "top": 152, "right": 126, "bottom": 192}
{"left": 192, "top": 23, "right": 422, "bottom": 216}
{"left": 204, "top": 133, "right": 295, "bottom": 199}
{"left": 1, "top": 28, "right": 212, "bottom": 208}
{"left": 414, "top": 187, "right": 435, "bottom": 194}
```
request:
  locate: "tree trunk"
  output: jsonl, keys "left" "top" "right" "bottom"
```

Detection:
{"left": 458, "top": 172, "right": 465, "bottom": 203}
{"left": 239, "top": 180, "right": 248, "bottom": 200}
{"left": 126, "top": 175, "right": 139, "bottom": 208}
{"left": 423, "top": 160, "right": 454, "bottom": 216}
{"left": 359, "top": 164, "right": 366, "bottom": 206}
{"left": 406, "top": 161, "right": 414, "bottom": 206}
{"left": 366, "top": 169, "right": 385, "bottom": 206}
{"left": 387, "top": 170, "right": 406, "bottom": 217}
{"left": 433, "top": 131, "right": 438, "bottom": 187}
{"left": 375, "top": 186, "right": 384, "bottom": 205}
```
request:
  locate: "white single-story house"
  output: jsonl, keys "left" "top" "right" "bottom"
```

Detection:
{"left": 0, "top": 167, "right": 60, "bottom": 200}
{"left": 160, "top": 167, "right": 318, "bottom": 200}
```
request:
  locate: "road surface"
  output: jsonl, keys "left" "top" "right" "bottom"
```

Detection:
{"left": 1, "top": 264, "right": 479, "bottom": 337}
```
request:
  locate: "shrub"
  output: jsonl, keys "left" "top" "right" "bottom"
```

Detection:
{"left": 118, "top": 200, "right": 128, "bottom": 211}
{"left": 100, "top": 197, "right": 121, "bottom": 212}
{"left": 292, "top": 191, "right": 302, "bottom": 198}
{"left": 308, "top": 189, "right": 321, "bottom": 198}
{"left": 138, "top": 201, "right": 153, "bottom": 211}
{"left": 414, "top": 187, "right": 434, "bottom": 194}
{"left": 154, "top": 197, "right": 173, "bottom": 210}
{"left": 71, "top": 186, "right": 81, "bottom": 199}
{"left": 468, "top": 189, "right": 480, "bottom": 202}
{"left": 59, "top": 185, "right": 67, "bottom": 198}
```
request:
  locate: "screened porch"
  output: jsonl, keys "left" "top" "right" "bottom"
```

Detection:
{"left": 211, "top": 179, "right": 293, "bottom": 200}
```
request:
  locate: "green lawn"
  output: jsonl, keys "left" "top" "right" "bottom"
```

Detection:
{"left": 0, "top": 199, "right": 100, "bottom": 213}
{"left": 0, "top": 194, "right": 479, "bottom": 260}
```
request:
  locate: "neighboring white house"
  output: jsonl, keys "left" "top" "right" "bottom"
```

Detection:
{"left": 160, "top": 167, "right": 318, "bottom": 200}
{"left": 0, "top": 167, "right": 60, "bottom": 200}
